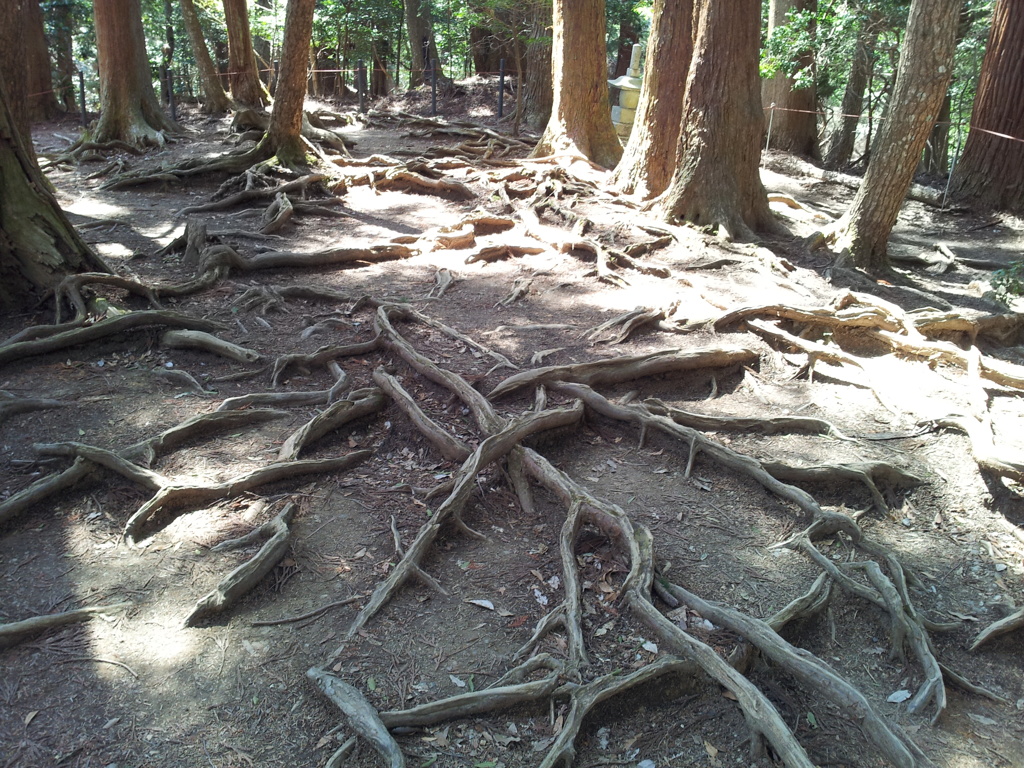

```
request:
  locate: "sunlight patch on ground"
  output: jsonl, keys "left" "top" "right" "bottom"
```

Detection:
{"left": 94, "top": 242, "right": 135, "bottom": 259}
{"left": 64, "top": 195, "right": 128, "bottom": 219}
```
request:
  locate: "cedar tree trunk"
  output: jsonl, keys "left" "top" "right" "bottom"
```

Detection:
{"left": 762, "top": 0, "right": 819, "bottom": 158}
{"left": 947, "top": 0, "right": 1024, "bottom": 212}
{"left": 92, "top": 0, "right": 179, "bottom": 146}
{"left": 653, "top": 0, "right": 778, "bottom": 240}
{"left": 610, "top": 0, "right": 694, "bottom": 199}
{"left": 223, "top": 0, "right": 268, "bottom": 108}
{"left": 26, "top": 0, "right": 62, "bottom": 121}
{"left": 523, "top": 1, "right": 552, "bottom": 133}
{"left": 834, "top": 0, "right": 962, "bottom": 271}
{"left": 0, "top": 0, "right": 32, "bottom": 147}
{"left": 267, "top": 0, "right": 315, "bottom": 165}
{"left": 823, "top": 25, "right": 875, "bottom": 169}
{"left": 405, "top": 0, "right": 443, "bottom": 87}
{"left": 531, "top": 0, "right": 621, "bottom": 170}
{"left": 180, "top": 0, "right": 231, "bottom": 113}
{"left": 0, "top": 80, "right": 110, "bottom": 312}
{"left": 51, "top": 0, "right": 79, "bottom": 112}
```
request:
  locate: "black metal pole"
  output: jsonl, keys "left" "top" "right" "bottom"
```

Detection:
{"left": 78, "top": 70, "right": 87, "bottom": 126}
{"left": 430, "top": 58, "right": 437, "bottom": 116}
{"left": 498, "top": 58, "right": 505, "bottom": 118}
{"left": 357, "top": 59, "right": 366, "bottom": 113}
{"left": 167, "top": 68, "right": 177, "bottom": 121}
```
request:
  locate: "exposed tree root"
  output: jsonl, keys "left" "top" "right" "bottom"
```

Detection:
{"left": 334, "top": 402, "right": 583, "bottom": 646}
{"left": 488, "top": 346, "right": 758, "bottom": 400}
{"left": 161, "top": 329, "right": 261, "bottom": 363}
{"left": 970, "top": 606, "right": 1024, "bottom": 650}
{"left": 184, "top": 503, "right": 297, "bottom": 626}
{"left": 643, "top": 397, "right": 845, "bottom": 438}
{"left": 217, "top": 362, "right": 348, "bottom": 411}
{"left": 277, "top": 389, "right": 386, "bottom": 461}
{"left": 584, "top": 305, "right": 682, "bottom": 344}
{"left": 0, "top": 311, "right": 226, "bottom": 368}
{"left": 0, "top": 391, "right": 64, "bottom": 426}
{"left": 0, "top": 603, "right": 131, "bottom": 649}
{"left": 372, "top": 368, "right": 470, "bottom": 461}
{"left": 374, "top": 169, "right": 475, "bottom": 200}
{"left": 307, "top": 668, "right": 407, "bottom": 768}
{"left": 54, "top": 272, "right": 163, "bottom": 324}
{"left": 176, "top": 173, "right": 327, "bottom": 216}
{"left": 762, "top": 460, "right": 925, "bottom": 513}
{"left": 123, "top": 453, "right": 371, "bottom": 546}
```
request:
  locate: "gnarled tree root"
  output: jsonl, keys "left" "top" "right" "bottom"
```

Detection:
{"left": 161, "top": 329, "right": 261, "bottom": 363}
{"left": 334, "top": 402, "right": 583, "bottom": 647}
{"left": 184, "top": 503, "right": 297, "bottom": 626}
{"left": 277, "top": 388, "right": 386, "bottom": 461}
{"left": 488, "top": 346, "right": 758, "bottom": 400}
{"left": 970, "top": 606, "right": 1024, "bottom": 650}
{"left": 123, "top": 453, "right": 370, "bottom": 545}
{"left": 0, "top": 603, "right": 131, "bottom": 649}
{"left": 307, "top": 668, "right": 406, "bottom": 768}
{"left": 0, "top": 311, "right": 226, "bottom": 368}
{"left": 0, "top": 391, "right": 64, "bottom": 426}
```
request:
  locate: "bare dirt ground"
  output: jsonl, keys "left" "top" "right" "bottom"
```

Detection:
{"left": 2, "top": 82, "right": 1023, "bottom": 768}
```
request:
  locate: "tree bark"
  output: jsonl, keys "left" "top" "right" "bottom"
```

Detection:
{"left": 611, "top": 14, "right": 639, "bottom": 79}
{"left": 523, "top": 1, "right": 552, "bottom": 133}
{"left": 531, "top": 0, "right": 621, "bottom": 169}
{"left": 92, "top": 0, "right": 179, "bottom": 146}
{"left": 947, "top": 0, "right": 1024, "bottom": 212}
{"left": 0, "top": 0, "right": 32, "bottom": 147}
{"left": 762, "top": 0, "right": 819, "bottom": 159}
{"left": 0, "top": 79, "right": 110, "bottom": 312}
{"left": 25, "top": 0, "right": 62, "bottom": 121}
{"left": 823, "top": 25, "right": 876, "bottom": 170}
{"left": 223, "top": 0, "right": 268, "bottom": 108}
{"left": 610, "top": 0, "right": 694, "bottom": 199}
{"left": 834, "top": 0, "right": 962, "bottom": 272}
{"left": 180, "top": 0, "right": 232, "bottom": 113}
{"left": 267, "top": 0, "right": 315, "bottom": 165}
{"left": 405, "top": 0, "right": 442, "bottom": 87}
{"left": 50, "top": 0, "right": 79, "bottom": 112}
{"left": 652, "top": 0, "right": 777, "bottom": 240}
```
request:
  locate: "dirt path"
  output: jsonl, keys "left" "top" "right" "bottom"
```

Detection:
{"left": 1, "top": 95, "right": 1023, "bottom": 768}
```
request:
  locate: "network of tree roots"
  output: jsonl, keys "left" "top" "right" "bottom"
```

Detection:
{"left": 2, "top": 106, "right": 1023, "bottom": 768}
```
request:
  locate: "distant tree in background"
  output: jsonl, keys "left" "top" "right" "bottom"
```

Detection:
{"left": 833, "top": 0, "right": 962, "bottom": 271}
{"left": 405, "top": 0, "right": 444, "bottom": 86}
{"left": 611, "top": 0, "right": 694, "bottom": 199}
{"left": 522, "top": 0, "right": 552, "bottom": 132}
{"left": 947, "top": 0, "right": 1024, "bottom": 213}
{"left": 222, "top": 0, "right": 268, "bottom": 108}
{"left": 180, "top": 0, "right": 232, "bottom": 113}
{"left": 762, "top": 0, "right": 820, "bottom": 158}
{"left": 654, "top": 0, "right": 778, "bottom": 240}
{"left": 532, "top": 0, "right": 621, "bottom": 169}
{"left": 92, "top": 0, "right": 179, "bottom": 145}
{"left": 26, "top": 0, "right": 63, "bottom": 121}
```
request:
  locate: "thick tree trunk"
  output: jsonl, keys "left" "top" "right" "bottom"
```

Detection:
{"left": 0, "top": 80, "right": 110, "bottom": 312}
{"left": 267, "top": 0, "right": 315, "bottom": 165}
{"left": 947, "top": 0, "right": 1024, "bottom": 212}
{"left": 523, "top": 1, "right": 552, "bottom": 133}
{"left": 922, "top": 94, "right": 951, "bottom": 176}
{"left": 92, "top": 0, "right": 179, "bottom": 146}
{"left": 223, "top": 0, "right": 268, "bottom": 108}
{"left": 180, "top": 0, "right": 232, "bottom": 113}
{"left": 0, "top": 0, "right": 32, "bottom": 147}
{"left": 610, "top": 0, "right": 694, "bottom": 199}
{"left": 762, "top": 0, "right": 819, "bottom": 159}
{"left": 26, "top": 0, "right": 62, "bottom": 121}
{"left": 823, "top": 26, "right": 875, "bottom": 170}
{"left": 405, "top": 0, "right": 442, "bottom": 87}
{"left": 653, "top": 0, "right": 777, "bottom": 240}
{"left": 531, "top": 0, "right": 621, "bottom": 169}
{"left": 835, "top": 0, "right": 962, "bottom": 272}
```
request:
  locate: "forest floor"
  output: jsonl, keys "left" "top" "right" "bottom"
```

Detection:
{"left": 1, "top": 80, "right": 1023, "bottom": 768}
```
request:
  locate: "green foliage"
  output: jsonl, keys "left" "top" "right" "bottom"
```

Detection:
{"left": 991, "top": 261, "right": 1024, "bottom": 306}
